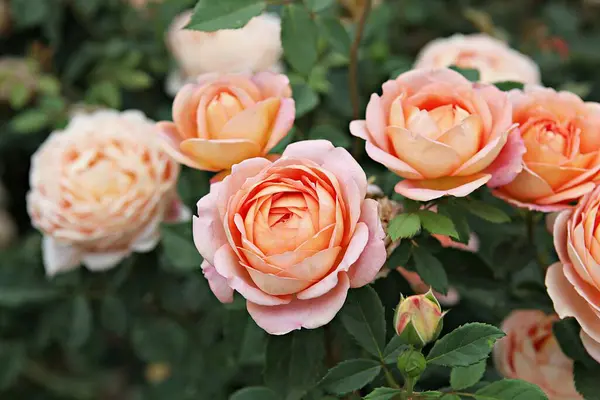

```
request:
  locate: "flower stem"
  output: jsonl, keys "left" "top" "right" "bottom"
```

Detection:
{"left": 350, "top": 0, "right": 372, "bottom": 158}
{"left": 383, "top": 364, "right": 400, "bottom": 389}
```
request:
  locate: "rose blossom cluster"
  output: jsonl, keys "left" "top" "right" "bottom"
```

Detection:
{"left": 24, "top": 11, "right": 600, "bottom": 396}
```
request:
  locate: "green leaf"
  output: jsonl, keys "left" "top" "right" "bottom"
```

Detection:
{"left": 38, "top": 76, "right": 61, "bottom": 95}
{"left": 305, "top": 0, "right": 335, "bottom": 12}
{"left": 412, "top": 246, "right": 448, "bottom": 295}
{"left": 388, "top": 213, "right": 421, "bottom": 240}
{"left": 131, "top": 318, "right": 188, "bottom": 363}
{"left": 466, "top": 200, "right": 511, "bottom": 223}
{"left": 320, "top": 359, "right": 381, "bottom": 394}
{"left": 9, "top": 83, "right": 31, "bottom": 109}
{"left": 186, "top": 0, "right": 265, "bottom": 31}
{"left": 340, "top": 286, "right": 386, "bottom": 358}
{"left": 441, "top": 395, "right": 461, "bottom": 400}
{"left": 11, "top": 109, "right": 50, "bottom": 134}
{"left": 553, "top": 318, "right": 595, "bottom": 365}
{"left": 87, "top": 81, "right": 121, "bottom": 108}
{"left": 417, "top": 210, "right": 459, "bottom": 239}
{"left": 450, "top": 360, "right": 487, "bottom": 390}
{"left": 494, "top": 81, "right": 524, "bottom": 91}
{"left": 119, "top": 70, "right": 153, "bottom": 90}
{"left": 10, "top": 0, "right": 49, "bottom": 27}
{"left": 68, "top": 296, "right": 92, "bottom": 349}
{"left": 308, "top": 125, "right": 351, "bottom": 149}
{"left": 265, "top": 329, "right": 325, "bottom": 400}
{"left": 363, "top": 387, "right": 403, "bottom": 399}
{"left": 0, "top": 342, "right": 26, "bottom": 389}
{"left": 100, "top": 295, "right": 128, "bottom": 336}
{"left": 282, "top": 4, "right": 319, "bottom": 75}
{"left": 230, "top": 386, "right": 279, "bottom": 400}
{"left": 387, "top": 240, "right": 412, "bottom": 269}
{"left": 160, "top": 222, "right": 202, "bottom": 271}
{"left": 474, "top": 379, "right": 548, "bottom": 400}
{"left": 318, "top": 16, "right": 351, "bottom": 54}
{"left": 420, "top": 392, "right": 444, "bottom": 399}
{"left": 0, "top": 286, "right": 59, "bottom": 307}
{"left": 293, "top": 82, "right": 320, "bottom": 118}
{"left": 574, "top": 361, "right": 600, "bottom": 400}
{"left": 382, "top": 335, "right": 408, "bottom": 364}
{"left": 427, "top": 323, "right": 505, "bottom": 367}
{"left": 437, "top": 203, "right": 470, "bottom": 244}
{"left": 449, "top": 65, "right": 480, "bottom": 82}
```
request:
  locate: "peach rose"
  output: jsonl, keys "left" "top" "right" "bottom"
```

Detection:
{"left": 27, "top": 110, "right": 187, "bottom": 276}
{"left": 494, "top": 86, "right": 600, "bottom": 211}
{"left": 350, "top": 68, "right": 524, "bottom": 201}
{"left": 193, "top": 140, "right": 386, "bottom": 334}
{"left": 546, "top": 186, "right": 600, "bottom": 364}
{"left": 157, "top": 72, "right": 295, "bottom": 175}
{"left": 414, "top": 34, "right": 540, "bottom": 84}
{"left": 165, "top": 11, "right": 282, "bottom": 95}
{"left": 494, "top": 310, "right": 582, "bottom": 400}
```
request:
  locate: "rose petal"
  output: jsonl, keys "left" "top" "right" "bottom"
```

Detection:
{"left": 201, "top": 260, "right": 234, "bottom": 303}
{"left": 553, "top": 210, "right": 573, "bottom": 265}
{"left": 157, "top": 121, "right": 215, "bottom": 170}
{"left": 246, "top": 272, "right": 350, "bottom": 335}
{"left": 486, "top": 127, "right": 526, "bottom": 187}
{"left": 264, "top": 97, "right": 296, "bottom": 153}
{"left": 42, "top": 236, "right": 81, "bottom": 277}
{"left": 181, "top": 138, "right": 262, "bottom": 171}
{"left": 395, "top": 173, "right": 491, "bottom": 201}
{"left": 365, "top": 94, "right": 391, "bottom": 151}
{"left": 492, "top": 190, "right": 571, "bottom": 212}
{"left": 281, "top": 139, "right": 335, "bottom": 164}
{"left": 193, "top": 191, "right": 228, "bottom": 264}
{"left": 81, "top": 251, "right": 129, "bottom": 271}
{"left": 363, "top": 142, "right": 424, "bottom": 180}
{"left": 581, "top": 330, "right": 600, "bottom": 364}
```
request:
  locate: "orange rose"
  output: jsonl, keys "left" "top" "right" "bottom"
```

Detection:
{"left": 350, "top": 68, "right": 524, "bottom": 201}
{"left": 157, "top": 72, "right": 295, "bottom": 174}
{"left": 494, "top": 86, "right": 600, "bottom": 211}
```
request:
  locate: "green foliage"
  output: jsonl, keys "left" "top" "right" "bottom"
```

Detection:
{"left": 388, "top": 213, "right": 421, "bottom": 240}
{"left": 340, "top": 286, "right": 386, "bottom": 358}
{"left": 320, "top": 359, "right": 381, "bottom": 394}
{"left": 450, "top": 360, "right": 487, "bottom": 390}
{"left": 474, "top": 379, "right": 548, "bottom": 400}
{"left": 282, "top": 4, "right": 319, "bottom": 76}
{"left": 426, "top": 323, "right": 505, "bottom": 367}
{"left": 412, "top": 245, "right": 448, "bottom": 295}
{"left": 186, "top": 0, "right": 266, "bottom": 31}
{"left": 574, "top": 362, "right": 600, "bottom": 400}
{"left": 363, "top": 387, "right": 403, "bottom": 400}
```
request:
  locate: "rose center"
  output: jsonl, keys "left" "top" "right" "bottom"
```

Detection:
{"left": 206, "top": 91, "right": 244, "bottom": 138}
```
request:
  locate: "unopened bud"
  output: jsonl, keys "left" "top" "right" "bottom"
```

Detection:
{"left": 397, "top": 348, "right": 426, "bottom": 379}
{"left": 394, "top": 290, "right": 444, "bottom": 348}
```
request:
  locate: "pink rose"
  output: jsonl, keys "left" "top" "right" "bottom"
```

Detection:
{"left": 493, "top": 86, "right": 600, "bottom": 211}
{"left": 193, "top": 140, "right": 387, "bottom": 334}
{"left": 157, "top": 72, "right": 295, "bottom": 174}
{"left": 414, "top": 34, "right": 540, "bottom": 84}
{"left": 27, "top": 110, "right": 187, "bottom": 276}
{"left": 350, "top": 68, "right": 524, "bottom": 201}
{"left": 165, "top": 11, "right": 282, "bottom": 95}
{"left": 546, "top": 186, "right": 600, "bottom": 364}
{"left": 494, "top": 310, "right": 582, "bottom": 400}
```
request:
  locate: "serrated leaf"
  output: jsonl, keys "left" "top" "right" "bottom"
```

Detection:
{"left": 160, "top": 222, "right": 202, "bottom": 270}
{"left": 412, "top": 246, "right": 448, "bottom": 295}
{"left": 466, "top": 200, "right": 511, "bottom": 223}
{"left": 68, "top": 296, "right": 92, "bottom": 349}
{"left": 494, "top": 81, "right": 524, "bottom": 91}
{"left": 437, "top": 203, "right": 470, "bottom": 244}
{"left": 318, "top": 16, "right": 351, "bottom": 54}
{"left": 574, "top": 362, "right": 600, "bottom": 400}
{"left": 292, "top": 82, "right": 320, "bottom": 117}
{"left": 100, "top": 295, "right": 127, "bottom": 336}
{"left": 450, "top": 360, "right": 486, "bottom": 390}
{"left": 320, "top": 359, "right": 381, "bottom": 394}
{"left": 363, "top": 387, "right": 403, "bottom": 399}
{"left": 388, "top": 213, "right": 421, "bottom": 240}
{"left": 382, "top": 335, "right": 408, "bottom": 364}
{"left": 418, "top": 210, "right": 459, "bottom": 239}
{"left": 230, "top": 386, "right": 279, "bottom": 400}
{"left": 282, "top": 4, "right": 319, "bottom": 75}
{"left": 186, "top": 0, "right": 265, "bottom": 31}
{"left": 427, "top": 323, "right": 505, "bottom": 367}
{"left": 474, "top": 379, "right": 548, "bottom": 400}
{"left": 386, "top": 240, "right": 412, "bottom": 269}
{"left": 449, "top": 65, "right": 480, "bottom": 82}
{"left": 340, "top": 286, "right": 386, "bottom": 358}
{"left": 265, "top": 329, "right": 325, "bottom": 400}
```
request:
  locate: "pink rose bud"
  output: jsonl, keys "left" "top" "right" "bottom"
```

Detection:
{"left": 394, "top": 290, "right": 445, "bottom": 348}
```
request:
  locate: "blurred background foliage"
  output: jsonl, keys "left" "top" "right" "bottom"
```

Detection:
{"left": 0, "top": 0, "right": 598, "bottom": 398}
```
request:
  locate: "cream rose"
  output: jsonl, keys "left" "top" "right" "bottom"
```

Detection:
{"left": 27, "top": 110, "right": 186, "bottom": 275}
{"left": 494, "top": 310, "right": 582, "bottom": 400}
{"left": 414, "top": 34, "right": 541, "bottom": 84}
{"left": 165, "top": 11, "right": 282, "bottom": 95}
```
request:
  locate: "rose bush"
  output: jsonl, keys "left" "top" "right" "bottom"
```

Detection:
{"left": 494, "top": 86, "right": 600, "bottom": 211}
{"left": 494, "top": 310, "right": 582, "bottom": 400}
{"left": 193, "top": 140, "right": 386, "bottom": 334}
{"left": 157, "top": 72, "right": 295, "bottom": 176}
{"left": 547, "top": 186, "right": 600, "bottom": 363}
{"left": 351, "top": 68, "right": 525, "bottom": 201}
{"left": 27, "top": 110, "right": 185, "bottom": 275}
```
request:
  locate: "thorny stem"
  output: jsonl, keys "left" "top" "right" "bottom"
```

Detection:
{"left": 350, "top": 0, "right": 372, "bottom": 158}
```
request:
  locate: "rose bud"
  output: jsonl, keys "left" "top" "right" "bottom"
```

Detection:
{"left": 394, "top": 290, "right": 445, "bottom": 348}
